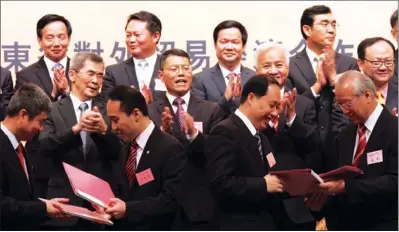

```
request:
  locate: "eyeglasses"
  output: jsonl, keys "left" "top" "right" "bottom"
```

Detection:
{"left": 164, "top": 65, "right": 192, "bottom": 73}
{"left": 363, "top": 58, "right": 395, "bottom": 68}
{"left": 313, "top": 22, "right": 339, "bottom": 30}
{"left": 335, "top": 97, "right": 359, "bottom": 110}
{"left": 77, "top": 70, "right": 104, "bottom": 79}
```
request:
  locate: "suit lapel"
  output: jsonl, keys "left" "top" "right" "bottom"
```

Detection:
{"left": 187, "top": 95, "right": 203, "bottom": 120}
{"left": 36, "top": 57, "right": 53, "bottom": 95}
{"left": 240, "top": 65, "right": 254, "bottom": 83}
{"left": 210, "top": 64, "right": 227, "bottom": 96}
{"left": 58, "top": 96, "right": 78, "bottom": 129}
{"left": 124, "top": 58, "right": 140, "bottom": 89}
{"left": 149, "top": 55, "right": 161, "bottom": 91}
{"left": 135, "top": 127, "right": 160, "bottom": 174}
{"left": 385, "top": 81, "right": 398, "bottom": 111}
{"left": 294, "top": 49, "right": 317, "bottom": 86}
{"left": 340, "top": 124, "right": 357, "bottom": 166}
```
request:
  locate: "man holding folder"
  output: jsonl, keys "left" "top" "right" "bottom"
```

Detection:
{"left": 307, "top": 70, "right": 398, "bottom": 230}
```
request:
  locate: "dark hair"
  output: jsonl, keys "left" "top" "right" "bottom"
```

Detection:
{"left": 240, "top": 75, "right": 280, "bottom": 104}
{"left": 125, "top": 11, "right": 162, "bottom": 42}
{"left": 108, "top": 85, "right": 148, "bottom": 116}
{"left": 8, "top": 83, "right": 51, "bottom": 119}
{"left": 391, "top": 9, "right": 398, "bottom": 28}
{"left": 357, "top": 37, "right": 396, "bottom": 61}
{"left": 160, "top": 48, "right": 190, "bottom": 69}
{"left": 36, "top": 14, "right": 72, "bottom": 39}
{"left": 300, "top": 5, "right": 332, "bottom": 40}
{"left": 213, "top": 20, "right": 248, "bottom": 46}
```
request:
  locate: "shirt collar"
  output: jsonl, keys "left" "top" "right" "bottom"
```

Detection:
{"left": 280, "top": 87, "right": 285, "bottom": 97}
{"left": 1, "top": 122, "right": 19, "bottom": 150}
{"left": 219, "top": 63, "right": 241, "bottom": 79}
{"left": 235, "top": 109, "right": 257, "bottom": 136}
{"left": 69, "top": 93, "right": 93, "bottom": 112}
{"left": 362, "top": 103, "right": 383, "bottom": 133}
{"left": 306, "top": 46, "right": 320, "bottom": 64}
{"left": 166, "top": 91, "right": 190, "bottom": 106}
{"left": 132, "top": 51, "right": 158, "bottom": 67}
{"left": 377, "top": 82, "right": 389, "bottom": 99}
{"left": 135, "top": 121, "right": 155, "bottom": 150}
{"left": 44, "top": 56, "right": 68, "bottom": 72}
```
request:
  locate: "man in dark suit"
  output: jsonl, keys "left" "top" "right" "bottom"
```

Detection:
{"left": 308, "top": 70, "right": 398, "bottom": 230}
{"left": 147, "top": 49, "right": 226, "bottom": 230}
{"left": 38, "top": 52, "right": 122, "bottom": 230}
{"left": 205, "top": 75, "right": 287, "bottom": 230}
{"left": 15, "top": 14, "right": 73, "bottom": 199}
{"left": 191, "top": 20, "right": 255, "bottom": 114}
{"left": 0, "top": 67, "right": 14, "bottom": 121}
{"left": 390, "top": 9, "right": 398, "bottom": 79}
{"left": 101, "top": 11, "right": 164, "bottom": 103}
{"left": 357, "top": 37, "right": 398, "bottom": 114}
{"left": 254, "top": 42, "right": 321, "bottom": 230}
{"left": 104, "top": 85, "right": 186, "bottom": 230}
{"left": 0, "top": 83, "right": 69, "bottom": 230}
{"left": 288, "top": 5, "right": 358, "bottom": 173}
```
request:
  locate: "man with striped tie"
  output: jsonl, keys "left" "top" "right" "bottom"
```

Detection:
{"left": 205, "top": 75, "right": 286, "bottom": 230}
{"left": 105, "top": 85, "right": 186, "bottom": 230}
{"left": 308, "top": 70, "right": 398, "bottom": 230}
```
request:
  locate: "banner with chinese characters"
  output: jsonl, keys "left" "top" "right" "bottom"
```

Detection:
{"left": 1, "top": 1, "right": 397, "bottom": 81}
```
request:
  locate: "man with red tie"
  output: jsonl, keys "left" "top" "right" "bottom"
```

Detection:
{"left": 105, "top": 85, "right": 187, "bottom": 230}
{"left": 308, "top": 70, "right": 398, "bottom": 230}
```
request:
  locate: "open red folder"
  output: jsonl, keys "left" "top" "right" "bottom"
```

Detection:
{"left": 63, "top": 162, "right": 115, "bottom": 208}
{"left": 39, "top": 198, "right": 113, "bottom": 225}
{"left": 269, "top": 165, "right": 363, "bottom": 196}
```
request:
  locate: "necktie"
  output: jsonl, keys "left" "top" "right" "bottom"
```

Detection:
{"left": 173, "top": 97, "right": 185, "bottom": 131}
{"left": 226, "top": 72, "right": 237, "bottom": 83}
{"left": 376, "top": 91, "right": 385, "bottom": 105}
{"left": 138, "top": 59, "right": 149, "bottom": 70}
{"left": 272, "top": 116, "right": 279, "bottom": 132}
{"left": 52, "top": 63, "right": 64, "bottom": 71}
{"left": 78, "top": 103, "right": 89, "bottom": 156}
{"left": 254, "top": 131, "right": 264, "bottom": 161}
{"left": 353, "top": 124, "right": 367, "bottom": 167}
{"left": 314, "top": 57, "right": 320, "bottom": 75}
{"left": 126, "top": 141, "right": 139, "bottom": 187}
{"left": 16, "top": 143, "right": 29, "bottom": 181}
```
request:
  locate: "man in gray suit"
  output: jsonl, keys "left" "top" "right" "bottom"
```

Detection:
{"left": 0, "top": 67, "right": 14, "bottom": 121}
{"left": 287, "top": 5, "right": 358, "bottom": 173}
{"left": 191, "top": 20, "right": 255, "bottom": 114}
{"left": 101, "top": 11, "right": 164, "bottom": 102}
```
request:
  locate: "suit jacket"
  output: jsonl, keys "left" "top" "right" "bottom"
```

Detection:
{"left": 114, "top": 126, "right": 186, "bottom": 230}
{"left": 100, "top": 56, "right": 161, "bottom": 102}
{"left": 205, "top": 114, "right": 282, "bottom": 230}
{"left": 323, "top": 107, "right": 398, "bottom": 230}
{"left": 38, "top": 96, "right": 122, "bottom": 228}
{"left": 191, "top": 63, "right": 255, "bottom": 114}
{"left": 384, "top": 79, "right": 398, "bottom": 112}
{"left": 394, "top": 48, "right": 398, "bottom": 78}
{"left": 0, "top": 67, "right": 13, "bottom": 121}
{"left": 147, "top": 92, "right": 226, "bottom": 223}
{"left": 0, "top": 129, "right": 48, "bottom": 230}
{"left": 288, "top": 48, "right": 358, "bottom": 172}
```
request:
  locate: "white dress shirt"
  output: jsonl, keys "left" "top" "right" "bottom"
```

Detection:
{"left": 235, "top": 109, "right": 257, "bottom": 136}
{"left": 134, "top": 121, "right": 155, "bottom": 165}
{"left": 69, "top": 93, "right": 93, "bottom": 122}
{"left": 352, "top": 104, "right": 383, "bottom": 160}
{"left": 219, "top": 63, "right": 241, "bottom": 87}
{"left": 132, "top": 52, "right": 158, "bottom": 91}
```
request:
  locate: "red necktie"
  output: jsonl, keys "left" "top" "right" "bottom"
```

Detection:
{"left": 16, "top": 143, "right": 29, "bottom": 181}
{"left": 126, "top": 141, "right": 139, "bottom": 187}
{"left": 173, "top": 97, "right": 185, "bottom": 132}
{"left": 352, "top": 124, "right": 367, "bottom": 167}
{"left": 273, "top": 116, "right": 279, "bottom": 132}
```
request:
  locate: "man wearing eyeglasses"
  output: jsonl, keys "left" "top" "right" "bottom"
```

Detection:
{"left": 147, "top": 49, "right": 226, "bottom": 230}
{"left": 307, "top": 70, "right": 398, "bottom": 230}
{"left": 357, "top": 37, "right": 398, "bottom": 115}
{"left": 38, "top": 52, "right": 122, "bottom": 230}
{"left": 287, "top": 5, "right": 358, "bottom": 174}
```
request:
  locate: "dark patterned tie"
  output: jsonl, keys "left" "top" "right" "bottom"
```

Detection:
{"left": 126, "top": 141, "right": 139, "bottom": 187}
{"left": 78, "top": 103, "right": 89, "bottom": 156}
{"left": 254, "top": 131, "right": 264, "bottom": 160}
{"left": 173, "top": 97, "right": 185, "bottom": 131}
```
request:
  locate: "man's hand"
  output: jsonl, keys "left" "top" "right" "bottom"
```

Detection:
{"left": 322, "top": 46, "right": 337, "bottom": 87}
{"left": 54, "top": 68, "right": 70, "bottom": 95}
{"left": 232, "top": 74, "right": 242, "bottom": 98}
{"left": 264, "top": 174, "right": 285, "bottom": 193}
{"left": 312, "top": 58, "right": 327, "bottom": 95}
{"left": 283, "top": 88, "right": 297, "bottom": 122}
{"left": 161, "top": 107, "right": 173, "bottom": 134}
{"left": 224, "top": 74, "right": 236, "bottom": 101}
{"left": 183, "top": 112, "right": 197, "bottom": 137}
{"left": 392, "top": 107, "right": 398, "bottom": 117}
{"left": 141, "top": 83, "right": 153, "bottom": 104}
{"left": 46, "top": 198, "right": 70, "bottom": 218}
{"left": 318, "top": 179, "right": 345, "bottom": 194}
{"left": 105, "top": 198, "right": 126, "bottom": 220}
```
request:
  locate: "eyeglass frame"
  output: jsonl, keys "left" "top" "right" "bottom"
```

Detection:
{"left": 363, "top": 58, "right": 395, "bottom": 68}
{"left": 313, "top": 21, "right": 339, "bottom": 30}
{"left": 162, "top": 64, "right": 192, "bottom": 73}
{"left": 335, "top": 97, "right": 359, "bottom": 110}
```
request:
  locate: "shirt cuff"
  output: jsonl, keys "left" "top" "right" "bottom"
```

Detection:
{"left": 186, "top": 129, "right": 199, "bottom": 143}
{"left": 285, "top": 114, "right": 296, "bottom": 127}
{"left": 311, "top": 86, "right": 320, "bottom": 98}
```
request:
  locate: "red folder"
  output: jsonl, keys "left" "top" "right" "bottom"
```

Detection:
{"left": 270, "top": 165, "right": 363, "bottom": 196}
{"left": 39, "top": 198, "right": 113, "bottom": 225}
{"left": 63, "top": 162, "right": 115, "bottom": 208}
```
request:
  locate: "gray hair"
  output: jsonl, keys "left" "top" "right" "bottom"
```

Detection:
{"left": 254, "top": 41, "right": 290, "bottom": 68}
{"left": 70, "top": 52, "right": 104, "bottom": 71}
{"left": 337, "top": 70, "right": 377, "bottom": 97}
{"left": 7, "top": 83, "right": 51, "bottom": 119}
